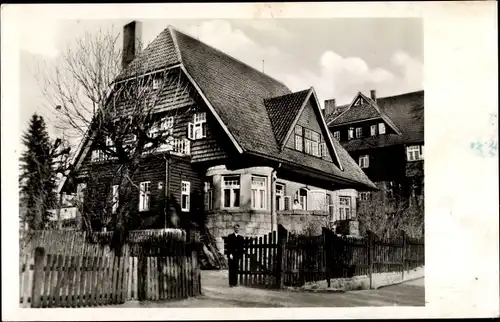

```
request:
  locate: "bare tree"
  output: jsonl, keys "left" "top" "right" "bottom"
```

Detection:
{"left": 36, "top": 26, "right": 193, "bottom": 254}
{"left": 357, "top": 194, "right": 424, "bottom": 240}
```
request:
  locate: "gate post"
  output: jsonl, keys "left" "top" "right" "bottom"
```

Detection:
{"left": 276, "top": 236, "right": 285, "bottom": 289}
{"left": 32, "top": 247, "right": 46, "bottom": 308}
{"left": 401, "top": 230, "right": 407, "bottom": 281}
{"left": 367, "top": 230, "right": 374, "bottom": 290}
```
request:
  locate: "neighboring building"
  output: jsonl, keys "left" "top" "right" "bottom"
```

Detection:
{"left": 325, "top": 90, "right": 424, "bottom": 207}
{"left": 60, "top": 22, "right": 376, "bottom": 250}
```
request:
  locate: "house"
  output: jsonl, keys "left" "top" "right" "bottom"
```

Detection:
{"left": 324, "top": 89, "right": 424, "bottom": 207}
{"left": 59, "top": 21, "right": 377, "bottom": 251}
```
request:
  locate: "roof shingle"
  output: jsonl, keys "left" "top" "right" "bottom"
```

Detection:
{"left": 264, "top": 89, "right": 311, "bottom": 145}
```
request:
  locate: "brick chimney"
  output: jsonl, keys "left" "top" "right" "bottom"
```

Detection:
{"left": 324, "top": 99, "right": 337, "bottom": 116}
{"left": 370, "top": 89, "right": 377, "bottom": 103}
{"left": 122, "top": 21, "right": 143, "bottom": 70}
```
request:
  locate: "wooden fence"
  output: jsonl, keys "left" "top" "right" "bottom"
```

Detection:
{"left": 224, "top": 229, "right": 424, "bottom": 289}
{"left": 19, "top": 230, "right": 201, "bottom": 308}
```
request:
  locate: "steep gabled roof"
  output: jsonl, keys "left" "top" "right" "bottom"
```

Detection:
{"left": 264, "top": 89, "right": 311, "bottom": 146}
{"left": 328, "top": 92, "right": 401, "bottom": 135}
{"left": 61, "top": 25, "right": 377, "bottom": 192}
{"left": 330, "top": 91, "right": 424, "bottom": 151}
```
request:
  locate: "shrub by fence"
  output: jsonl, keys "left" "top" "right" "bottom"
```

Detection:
{"left": 224, "top": 229, "right": 424, "bottom": 289}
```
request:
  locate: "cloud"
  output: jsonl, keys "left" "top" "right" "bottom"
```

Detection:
{"left": 238, "top": 19, "right": 292, "bottom": 40}
{"left": 279, "top": 50, "right": 423, "bottom": 108}
{"left": 184, "top": 20, "right": 285, "bottom": 73}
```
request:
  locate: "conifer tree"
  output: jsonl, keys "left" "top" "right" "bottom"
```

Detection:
{"left": 19, "top": 113, "right": 57, "bottom": 230}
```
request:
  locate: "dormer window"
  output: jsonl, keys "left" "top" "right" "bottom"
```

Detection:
{"left": 378, "top": 123, "right": 386, "bottom": 134}
{"left": 359, "top": 155, "right": 369, "bottom": 168}
{"left": 333, "top": 131, "right": 340, "bottom": 141}
{"left": 355, "top": 127, "right": 362, "bottom": 138}
{"left": 370, "top": 125, "right": 377, "bottom": 136}
{"left": 348, "top": 127, "right": 354, "bottom": 140}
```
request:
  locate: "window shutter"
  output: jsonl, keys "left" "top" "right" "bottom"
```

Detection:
{"left": 188, "top": 122, "right": 194, "bottom": 140}
{"left": 320, "top": 142, "right": 327, "bottom": 157}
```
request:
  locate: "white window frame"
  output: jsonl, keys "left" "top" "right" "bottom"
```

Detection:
{"left": 339, "top": 196, "right": 351, "bottom": 220}
{"left": 359, "top": 155, "right": 369, "bottom": 168}
{"left": 348, "top": 127, "right": 354, "bottom": 140}
{"left": 295, "top": 188, "right": 308, "bottom": 210}
{"left": 370, "top": 125, "right": 377, "bottom": 136}
{"left": 378, "top": 122, "right": 386, "bottom": 134}
{"left": 152, "top": 78, "right": 162, "bottom": 90}
{"left": 139, "top": 181, "right": 151, "bottom": 212}
{"left": 294, "top": 125, "right": 303, "bottom": 151}
{"left": 359, "top": 191, "right": 371, "bottom": 201}
{"left": 284, "top": 196, "right": 292, "bottom": 210}
{"left": 188, "top": 112, "right": 207, "bottom": 140}
{"left": 204, "top": 181, "right": 213, "bottom": 211}
{"left": 275, "top": 183, "right": 285, "bottom": 211}
{"left": 406, "top": 145, "right": 423, "bottom": 161}
{"left": 326, "top": 194, "right": 334, "bottom": 221}
{"left": 222, "top": 175, "right": 240, "bottom": 209}
{"left": 112, "top": 185, "right": 119, "bottom": 214}
{"left": 355, "top": 127, "right": 362, "bottom": 138}
{"left": 333, "top": 131, "right": 340, "bottom": 141}
{"left": 320, "top": 142, "right": 327, "bottom": 158}
{"left": 181, "top": 181, "right": 190, "bottom": 212}
{"left": 251, "top": 175, "right": 267, "bottom": 210}
{"left": 91, "top": 149, "right": 106, "bottom": 162}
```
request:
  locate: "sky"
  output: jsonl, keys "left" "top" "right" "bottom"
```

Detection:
{"left": 19, "top": 17, "right": 423, "bottom": 142}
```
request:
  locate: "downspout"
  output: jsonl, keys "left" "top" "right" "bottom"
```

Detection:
{"left": 163, "top": 154, "right": 171, "bottom": 228}
{"left": 270, "top": 163, "right": 282, "bottom": 234}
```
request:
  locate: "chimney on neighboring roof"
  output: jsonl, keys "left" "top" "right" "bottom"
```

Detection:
{"left": 370, "top": 89, "right": 377, "bottom": 103}
{"left": 122, "top": 21, "right": 143, "bottom": 70}
{"left": 324, "top": 98, "right": 336, "bottom": 116}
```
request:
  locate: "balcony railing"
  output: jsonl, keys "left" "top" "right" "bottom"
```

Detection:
{"left": 90, "top": 138, "right": 191, "bottom": 163}
{"left": 156, "top": 137, "right": 191, "bottom": 156}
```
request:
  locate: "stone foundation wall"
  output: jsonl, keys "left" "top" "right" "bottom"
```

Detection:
{"left": 206, "top": 210, "right": 272, "bottom": 252}
{"left": 277, "top": 210, "right": 329, "bottom": 235}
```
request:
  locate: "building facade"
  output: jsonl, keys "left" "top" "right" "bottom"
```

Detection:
{"left": 60, "top": 22, "right": 376, "bottom": 250}
{"left": 325, "top": 90, "right": 424, "bottom": 208}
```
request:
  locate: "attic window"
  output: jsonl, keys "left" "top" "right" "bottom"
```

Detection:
{"left": 378, "top": 123, "right": 386, "bottom": 134}
{"left": 370, "top": 125, "right": 377, "bottom": 136}
{"left": 188, "top": 112, "right": 207, "bottom": 140}
{"left": 348, "top": 127, "right": 354, "bottom": 140}
{"left": 355, "top": 127, "right": 362, "bottom": 138}
{"left": 359, "top": 155, "right": 369, "bottom": 168}
{"left": 333, "top": 131, "right": 340, "bottom": 141}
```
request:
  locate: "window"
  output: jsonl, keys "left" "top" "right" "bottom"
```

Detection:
{"left": 295, "top": 125, "right": 322, "bottom": 157}
{"left": 181, "top": 181, "right": 190, "bottom": 212}
{"left": 222, "top": 175, "right": 240, "bottom": 208}
{"left": 91, "top": 149, "right": 106, "bottom": 162}
{"left": 320, "top": 142, "right": 327, "bottom": 158}
{"left": 348, "top": 127, "right": 354, "bottom": 140}
{"left": 275, "top": 183, "right": 285, "bottom": 210}
{"left": 294, "top": 125, "right": 303, "bottom": 151}
{"left": 339, "top": 196, "right": 351, "bottom": 220}
{"left": 333, "top": 131, "right": 340, "bottom": 141}
{"left": 112, "top": 185, "right": 119, "bottom": 214}
{"left": 251, "top": 176, "right": 267, "bottom": 210}
{"left": 370, "top": 125, "right": 377, "bottom": 136}
{"left": 139, "top": 181, "right": 151, "bottom": 212}
{"left": 188, "top": 112, "right": 207, "bottom": 140}
{"left": 326, "top": 194, "right": 334, "bottom": 221}
{"left": 105, "top": 136, "right": 113, "bottom": 148}
{"left": 407, "top": 145, "right": 423, "bottom": 161}
{"left": 359, "top": 191, "right": 371, "bottom": 201}
{"left": 359, "top": 155, "right": 369, "bottom": 168}
{"left": 295, "top": 188, "right": 308, "bottom": 210}
{"left": 204, "top": 181, "right": 213, "bottom": 211}
{"left": 378, "top": 123, "right": 386, "bottom": 134}
{"left": 284, "top": 196, "right": 292, "bottom": 210}
{"left": 355, "top": 127, "right": 362, "bottom": 138}
{"left": 152, "top": 78, "right": 162, "bottom": 90}
{"left": 161, "top": 116, "right": 174, "bottom": 135}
